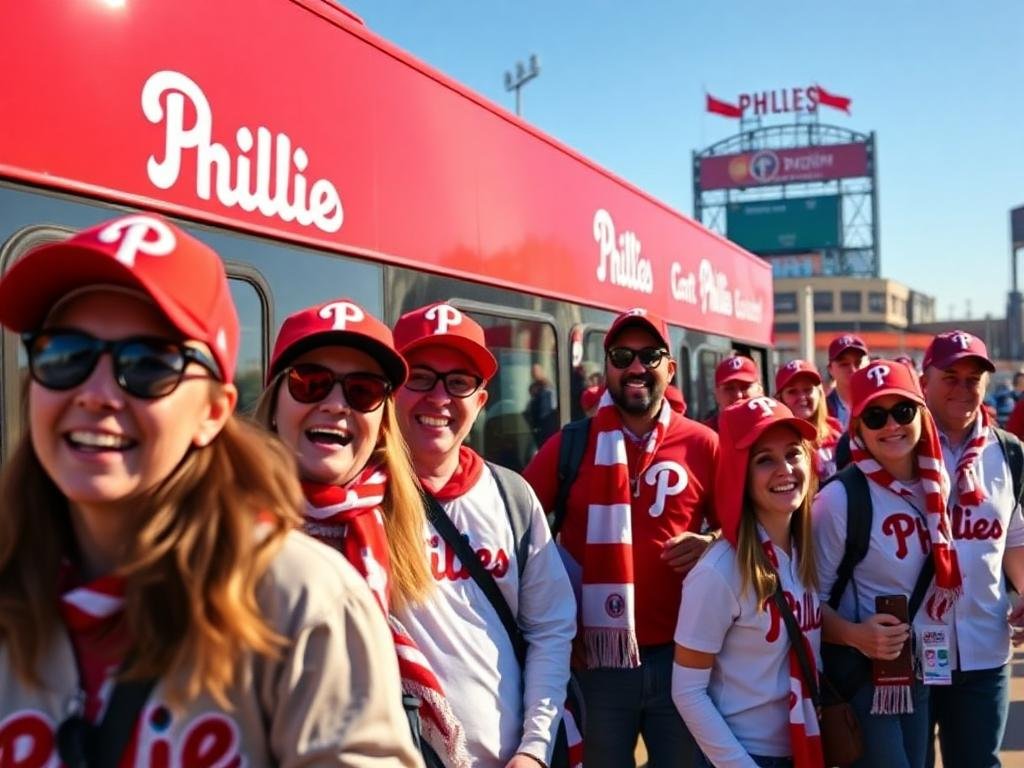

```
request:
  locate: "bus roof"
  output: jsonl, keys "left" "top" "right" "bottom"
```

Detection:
{"left": 1, "top": 0, "right": 772, "bottom": 345}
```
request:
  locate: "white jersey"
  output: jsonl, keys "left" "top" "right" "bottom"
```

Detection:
{"left": 396, "top": 466, "right": 576, "bottom": 768}
{"left": 938, "top": 427, "right": 1024, "bottom": 670}
{"left": 813, "top": 477, "right": 933, "bottom": 636}
{"left": 0, "top": 532, "right": 420, "bottom": 767}
{"left": 674, "top": 538, "right": 822, "bottom": 759}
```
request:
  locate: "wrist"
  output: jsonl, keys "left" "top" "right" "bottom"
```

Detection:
{"left": 515, "top": 752, "right": 547, "bottom": 768}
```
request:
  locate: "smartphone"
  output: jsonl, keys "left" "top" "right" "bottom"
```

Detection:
{"left": 874, "top": 594, "right": 913, "bottom": 680}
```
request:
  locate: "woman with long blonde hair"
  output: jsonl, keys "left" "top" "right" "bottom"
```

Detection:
{"left": 775, "top": 359, "right": 842, "bottom": 481}
{"left": 0, "top": 214, "right": 418, "bottom": 765}
{"left": 672, "top": 398, "right": 823, "bottom": 768}
{"left": 254, "top": 298, "right": 468, "bottom": 768}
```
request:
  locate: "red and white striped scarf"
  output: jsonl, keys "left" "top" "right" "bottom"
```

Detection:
{"left": 580, "top": 388, "right": 671, "bottom": 669}
{"left": 759, "top": 535, "right": 824, "bottom": 768}
{"left": 954, "top": 409, "right": 990, "bottom": 507}
{"left": 303, "top": 467, "right": 470, "bottom": 768}
{"left": 849, "top": 413, "right": 962, "bottom": 622}
{"left": 58, "top": 565, "right": 127, "bottom": 722}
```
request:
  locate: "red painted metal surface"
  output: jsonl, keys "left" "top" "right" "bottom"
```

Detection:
{"left": 0, "top": 0, "right": 772, "bottom": 344}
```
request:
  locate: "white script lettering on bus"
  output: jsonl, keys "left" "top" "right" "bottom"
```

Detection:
{"left": 142, "top": 70, "right": 343, "bottom": 233}
{"left": 593, "top": 208, "right": 654, "bottom": 294}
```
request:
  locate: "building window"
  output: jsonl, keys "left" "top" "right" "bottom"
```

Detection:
{"left": 775, "top": 292, "right": 797, "bottom": 314}
{"left": 868, "top": 292, "right": 886, "bottom": 313}
{"left": 814, "top": 291, "right": 834, "bottom": 313}
{"left": 841, "top": 291, "right": 862, "bottom": 313}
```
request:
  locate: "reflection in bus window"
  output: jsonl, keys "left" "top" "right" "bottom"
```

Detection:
{"left": 676, "top": 344, "right": 692, "bottom": 410}
{"left": 697, "top": 349, "right": 719, "bottom": 419}
{"left": 569, "top": 327, "right": 607, "bottom": 421}
{"left": 229, "top": 278, "right": 265, "bottom": 414}
{"left": 468, "top": 313, "right": 558, "bottom": 472}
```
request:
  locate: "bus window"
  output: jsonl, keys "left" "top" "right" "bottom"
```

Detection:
{"left": 228, "top": 277, "right": 267, "bottom": 414}
{"left": 567, "top": 326, "right": 607, "bottom": 421}
{"left": 676, "top": 344, "right": 692, "bottom": 410}
{"left": 468, "top": 313, "right": 558, "bottom": 472}
{"left": 697, "top": 349, "right": 719, "bottom": 419}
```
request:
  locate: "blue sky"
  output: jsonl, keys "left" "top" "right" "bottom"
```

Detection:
{"left": 341, "top": 1, "right": 1024, "bottom": 321}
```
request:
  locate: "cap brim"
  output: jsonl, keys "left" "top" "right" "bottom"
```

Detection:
{"left": 717, "top": 372, "right": 759, "bottom": 386}
{"left": 0, "top": 243, "right": 207, "bottom": 342}
{"left": 851, "top": 388, "right": 926, "bottom": 419}
{"left": 776, "top": 369, "right": 822, "bottom": 392}
{"left": 829, "top": 344, "right": 868, "bottom": 361}
{"left": 399, "top": 334, "right": 498, "bottom": 380}
{"left": 734, "top": 416, "right": 818, "bottom": 450}
{"left": 271, "top": 331, "right": 408, "bottom": 387}
{"left": 928, "top": 353, "right": 995, "bottom": 374}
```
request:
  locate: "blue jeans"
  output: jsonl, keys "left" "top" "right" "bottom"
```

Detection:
{"left": 849, "top": 679, "right": 930, "bottom": 768}
{"left": 927, "top": 665, "right": 1010, "bottom": 768}
{"left": 695, "top": 753, "right": 792, "bottom": 767}
{"left": 576, "top": 644, "right": 696, "bottom": 768}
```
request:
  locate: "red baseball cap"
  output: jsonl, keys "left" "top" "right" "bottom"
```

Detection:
{"left": 849, "top": 359, "right": 925, "bottom": 419}
{"left": 774, "top": 359, "right": 822, "bottom": 393}
{"left": 922, "top": 330, "right": 995, "bottom": 373}
{"left": 715, "top": 355, "right": 760, "bottom": 386}
{"left": 0, "top": 213, "right": 239, "bottom": 381}
{"left": 269, "top": 298, "right": 408, "bottom": 386}
{"left": 828, "top": 334, "right": 869, "bottom": 362}
{"left": 716, "top": 396, "right": 817, "bottom": 545}
{"left": 604, "top": 308, "right": 671, "bottom": 351}
{"left": 393, "top": 302, "right": 498, "bottom": 380}
{"left": 580, "top": 385, "right": 603, "bottom": 413}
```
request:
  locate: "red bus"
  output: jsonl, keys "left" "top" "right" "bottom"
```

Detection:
{"left": 0, "top": 0, "right": 772, "bottom": 469}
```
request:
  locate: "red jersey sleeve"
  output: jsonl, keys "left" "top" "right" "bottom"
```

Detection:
{"left": 521, "top": 430, "right": 564, "bottom": 513}
{"left": 1007, "top": 398, "right": 1024, "bottom": 440}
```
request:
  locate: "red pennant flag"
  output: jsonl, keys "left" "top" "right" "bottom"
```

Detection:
{"left": 814, "top": 84, "right": 852, "bottom": 115}
{"left": 705, "top": 93, "right": 743, "bottom": 119}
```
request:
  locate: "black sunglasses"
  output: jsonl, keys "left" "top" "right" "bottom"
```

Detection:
{"left": 23, "top": 329, "right": 220, "bottom": 400}
{"left": 285, "top": 363, "right": 391, "bottom": 412}
{"left": 861, "top": 401, "right": 919, "bottom": 430}
{"left": 404, "top": 366, "right": 484, "bottom": 398}
{"left": 607, "top": 346, "right": 669, "bottom": 370}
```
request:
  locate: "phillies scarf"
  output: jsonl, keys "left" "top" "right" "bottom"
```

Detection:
{"left": 580, "top": 388, "right": 671, "bottom": 669}
{"left": 953, "top": 409, "right": 990, "bottom": 508}
{"left": 849, "top": 415, "right": 962, "bottom": 626}
{"left": 813, "top": 417, "right": 843, "bottom": 480}
{"left": 303, "top": 468, "right": 470, "bottom": 768}
{"left": 59, "top": 565, "right": 128, "bottom": 722}
{"left": 760, "top": 536, "right": 824, "bottom": 768}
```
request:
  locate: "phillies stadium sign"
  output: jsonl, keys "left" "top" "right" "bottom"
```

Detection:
{"left": 705, "top": 85, "right": 851, "bottom": 119}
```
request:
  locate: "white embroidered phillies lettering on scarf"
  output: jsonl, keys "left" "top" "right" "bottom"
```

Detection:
{"left": 425, "top": 304, "right": 463, "bottom": 334}
{"left": 318, "top": 301, "right": 364, "bottom": 330}
{"left": 97, "top": 215, "right": 176, "bottom": 267}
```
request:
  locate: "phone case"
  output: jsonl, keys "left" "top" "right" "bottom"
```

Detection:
{"left": 873, "top": 594, "right": 913, "bottom": 681}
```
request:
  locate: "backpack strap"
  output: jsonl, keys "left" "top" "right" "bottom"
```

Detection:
{"left": 823, "top": 464, "right": 872, "bottom": 610}
{"left": 422, "top": 492, "right": 528, "bottom": 666}
{"left": 56, "top": 675, "right": 157, "bottom": 768}
{"left": 834, "top": 432, "right": 852, "bottom": 472}
{"left": 993, "top": 427, "right": 1024, "bottom": 507}
{"left": 487, "top": 461, "right": 534, "bottom": 581}
{"left": 551, "top": 417, "right": 592, "bottom": 535}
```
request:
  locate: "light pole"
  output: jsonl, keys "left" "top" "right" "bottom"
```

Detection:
{"left": 504, "top": 54, "right": 540, "bottom": 117}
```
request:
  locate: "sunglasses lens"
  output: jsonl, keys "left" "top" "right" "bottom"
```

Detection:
{"left": 892, "top": 402, "right": 918, "bottom": 425}
{"left": 607, "top": 348, "right": 635, "bottom": 369}
{"left": 28, "top": 332, "right": 102, "bottom": 390}
{"left": 287, "top": 365, "right": 334, "bottom": 404}
{"left": 861, "top": 408, "right": 887, "bottom": 430}
{"left": 342, "top": 374, "right": 390, "bottom": 413}
{"left": 116, "top": 341, "right": 187, "bottom": 398}
{"left": 638, "top": 348, "right": 665, "bottom": 368}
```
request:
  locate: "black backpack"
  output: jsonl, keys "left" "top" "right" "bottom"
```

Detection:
{"left": 549, "top": 417, "right": 592, "bottom": 535}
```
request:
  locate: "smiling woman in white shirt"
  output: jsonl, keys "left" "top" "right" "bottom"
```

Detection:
{"left": 812, "top": 359, "right": 960, "bottom": 768}
{"left": 672, "top": 397, "right": 822, "bottom": 768}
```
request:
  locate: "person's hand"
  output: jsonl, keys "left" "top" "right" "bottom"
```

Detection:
{"left": 1009, "top": 599, "right": 1024, "bottom": 646}
{"left": 505, "top": 753, "right": 546, "bottom": 768}
{"left": 661, "top": 531, "right": 714, "bottom": 575}
{"left": 850, "top": 613, "right": 910, "bottom": 660}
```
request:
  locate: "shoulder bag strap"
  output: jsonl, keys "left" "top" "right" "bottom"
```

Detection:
{"left": 422, "top": 492, "right": 528, "bottom": 666}
{"left": 90, "top": 677, "right": 159, "bottom": 767}
{"left": 771, "top": 584, "right": 821, "bottom": 710}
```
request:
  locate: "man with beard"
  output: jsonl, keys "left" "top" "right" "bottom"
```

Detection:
{"left": 523, "top": 308, "right": 719, "bottom": 768}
